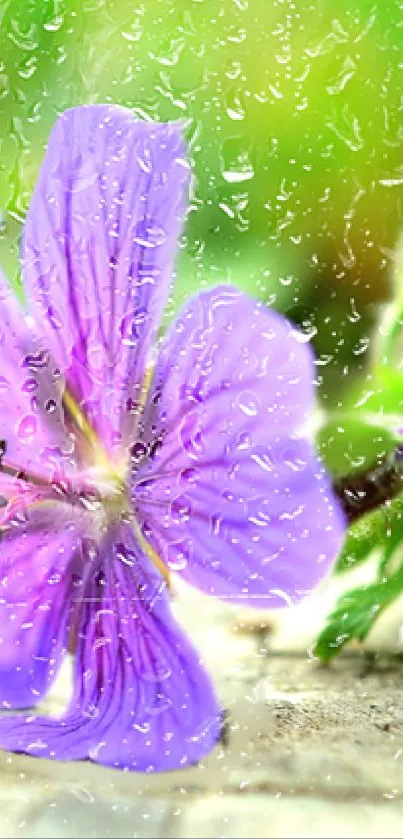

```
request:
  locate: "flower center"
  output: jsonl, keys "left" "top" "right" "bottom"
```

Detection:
{"left": 0, "top": 384, "right": 170, "bottom": 585}
{"left": 63, "top": 392, "right": 170, "bottom": 583}
{"left": 80, "top": 466, "right": 130, "bottom": 528}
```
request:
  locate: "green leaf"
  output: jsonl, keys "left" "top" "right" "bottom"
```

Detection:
{"left": 333, "top": 481, "right": 403, "bottom": 576}
{"left": 336, "top": 493, "right": 403, "bottom": 573}
{"left": 316, "top": 415, "right": 400, "bottom": 479}
{"left": 336, "top": 514, "right": 384, "bottom": 573}
{"left": 344, "top": 365, "right": 403, "bottom": 418}
{"left": 314, "top": 565, "right": 403, "bottom": 662}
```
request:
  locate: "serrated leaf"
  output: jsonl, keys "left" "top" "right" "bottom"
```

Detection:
{"left": 336, "top": 514, "right": 382, "bottom": 573}
{"left": 314, "top": 568, "right": 403, "bottom": 662}
{"left": 335, "top": 486, "right": 403, "bottom": 574}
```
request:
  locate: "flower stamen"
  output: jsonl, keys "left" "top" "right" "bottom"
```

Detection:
{"left": 62, "top": 388, "right": 110, "bottom": 467}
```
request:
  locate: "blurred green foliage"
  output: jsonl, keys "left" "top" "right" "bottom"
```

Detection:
{"left": 317, "top": 416, "right": 400, "bottom": 477}
{"left": 1, "top": 0, "right": 403, "bottom": 400}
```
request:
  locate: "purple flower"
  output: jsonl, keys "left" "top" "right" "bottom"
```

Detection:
{"left": 0, "top": 105, "right": 345, "bottom": 772}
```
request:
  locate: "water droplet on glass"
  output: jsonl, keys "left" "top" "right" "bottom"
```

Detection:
{"left": 170, "top": 495, "right": 192, "bottom": 525}
{"left": 179, "top": 411, "right": 205, "bottom": 459}
{"left": 130, "top": 441, "right": 147, "bottom": 463}
{"left": 94, "top": 569, "right": 106, "bottom": 587}
{"left": 145, "top": 691, "right": 172, "bottom": 715}
{"left": 115, "top": 542, "right": 136, "bottom": 567}
{"left": 46, "top": 305, "right": 64, "bottom": 330}
{"left": 120, "top": 307, "right": 147, "bottom": 346}
{"left": 47, "top": 571, "right": 62, "bottom": 585}
{"left": 134, "top": 221, "right": 167, "bottom": 248}
{"left": 87, "top": 344, "right": 105, "bottom": 372}
{"left": 220, "top": 137, "right": 254, "bottom": 183}
{"left": 236, "top": 431, "right": 252, "bottom": 450}
{"left": 238, "top": 390, "right": 259, "bottom": 416}
{"left": 45, "top": 398, "right": 57, "bottom": 414}
{"left": 23, "top": 351, "right": 50, "bottom": 371}
{"left": 180, "top": 467, "right": 200, "bottom": 485}
{"left": 17, "top": 414, "right": 37, "bottom": 441}
{"left": 166, "top": 540, "right": 190, "bottom": 572}
{"left": 21, "top": 377, "right": 38, "bottom": 394}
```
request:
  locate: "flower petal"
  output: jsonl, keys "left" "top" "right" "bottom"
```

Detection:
{"left": 133, "top": 286, "right": 346, "bottom": 608}
{"left": 0, "top": 271, "right": 73, "bottom": 481}
{"left": 0, "top": 505, "right": 81, "bottom": 709}
{"left": 23, "top": 105, "right": 189, "bottom": 455}
{"left": 0, "top": 523, "right": 222, "bottom": 771}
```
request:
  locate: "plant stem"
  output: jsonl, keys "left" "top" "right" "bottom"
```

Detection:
{"left": 333, "top": 448, "right": 403, "bottom": 523}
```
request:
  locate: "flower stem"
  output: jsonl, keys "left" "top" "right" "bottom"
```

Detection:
{"left": 332, "top": 447, "right": 403, "bottom": 523}
{"left": 0, "top": 440, "right": 53, "bottom": 489}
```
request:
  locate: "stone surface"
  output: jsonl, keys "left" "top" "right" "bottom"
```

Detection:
{"left": 177, "top": 795, "right": 403, "bottom": 839}
{"left": 1, "top": 581, "right": 403, "bottom": 837}
{"left": 19, "top": 796, "right": 172, "bottom": 839}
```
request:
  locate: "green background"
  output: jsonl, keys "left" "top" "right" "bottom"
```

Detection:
{"left": 1, "top": 0, "right": 402, "bottom": 406}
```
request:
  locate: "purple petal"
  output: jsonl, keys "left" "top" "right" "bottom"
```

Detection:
{"left": 0, "top": 523, "right": 222, "bottom": 771}
{"left": 0, "top": 506, "right": 81, "bottom": 709}
{"left": 0, "top": 271, "right": 72, "bottom": 481}
{"left": 23, "top": 105, "right": 189, "bottom": 455}
{"left": 133, "top": 286, "right": 346, "bottom": 608}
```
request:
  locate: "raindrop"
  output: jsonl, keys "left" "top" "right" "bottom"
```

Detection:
{"left": 21, "top": 377, "right": 38, "bottom": 394}
{"left": 130, "top": 442, "right": 147, "bottom": 462}
{"left": 166, "top": 540, "right": 190, "bottom": 571}
{"left": 45, "top": 398, "right": 57, "bottom": 414}
{"left": 121, "top": 20, "right": 142, "bottom": 43}
{"left": 17, "top": 414, "right": 37, "bottom": 441}
{"left": 46, "top": 305, "right": 64, "bottom": 331}
{"left": 120, "top": 307, "right": 147, "bottom": 346}
{"left": 179, "top": 410, "right": 205, "bottom": 459}
{"left": 248, "top": 511, "right": 271, "bottom": 527}
{"left": 180, "top": 467, "right": 199, "bottom": 485}
{"left": 251, "top": 450, "right": 275, "bottom": 473}
{"left": 236, "top": 431, "right": 251, "bottom": 450}
{"left": 23, "top": 350, "right": 50, "bottom": 370}
{"left": 326, "top": 55, "right": 357, "bottom": 95}
{"left": 47, "top": 571, "right": 62, "bottom": 585}
{"left": 149, "top": 437, "right": 163, "bottom": 461}
{"left": 238, "top": 390, "right": 259, "bottom": 417}
{"left": 0, "top": 72, "right": 9, "bottom": 101}
{"left": 43, "top": 14, "right": 64, "bottom": 32}
{"left": 353, "top": 336, "right": 370, "bottom": 356}
{"left": 72, "top": 787, "right": 95, "bottom": 804}
{"left": 94, "top": 569, "right": 106, "bottom": 587}
{"left": 145, "top": 691, "right": 172, "bottom": 715}
{"left": 87, "top": 345, "right": 105, "bottom": 372}
{"left": 220, "top": 137, "right": 254, "bottom": 183}
{"left": 226, "top": 88, "right": 245, "bottom": 122}
{"left": 210, "top": 513, "right": 222, "bottom": 536}
{"left": 292, "top": 325, "right": 317, "bottom": 343}
{"left": 170, "top": 495, "right": 192, "bottom": 524}
{"left": 348, "top": 298, "right": 361, "bottom": 323}
{"left": 115, "top": 543, "right": 136, "bottom": 567}
{"left": 0, "top": 440, "right": 7, "bottom": 463}
{"left": 133, "top": 221, "right": 167, "bottom": 248}
{"left": 126, "top": 397, "right": 140, "bottom": 415}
